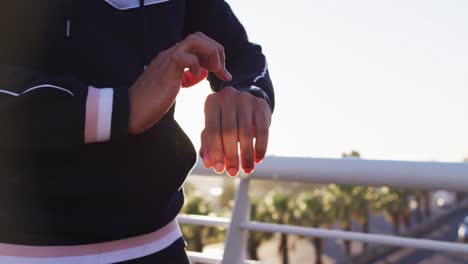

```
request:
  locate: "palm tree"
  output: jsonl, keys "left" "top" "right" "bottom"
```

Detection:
{"left": 399, "top": 189, "right": 412, "bottom": 230}
{"left": 343, "top": 150, "right": 361, "bottom": 159}
{"left": 181, "top": 195, "right": 210, "bottom": 252}
{"left": 412, "top": 189, "right": 424, "bottom": 223}
{"left": 294, "top": 189, "right": 336, "bottom": 264}
{"left": 328, "top": 183, "right": 353, "bottom": 256}
{"left": 373, "top": 187, "right": 412, "bottom": 234}
{"left": 456, "top": 158, "right": 468, "bottom": 203}
{"left": 183, "top": 181, "right": 197, "bottom": 196}
{"left": 373, "top": 187, "right": 400, "bottom": 234}
{"left": 350, "top": 186, "right": 375, "bottom": 251}
{"left": 247, "top": 198, "right": 273, "bottom": 260}
{"left": 339, "top": 150, "right": 375, "bottom": 252}
{"left": 181, "top": 194, "right": 225, "bottom": 254}
{"left": 422, "top": 190, "right": 432, "bottom": 218}
{"left": 265, "top": 191, "right": 293, "bottom": 264}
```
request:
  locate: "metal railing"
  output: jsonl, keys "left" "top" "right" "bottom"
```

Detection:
{"left": 178, "top": 156, "right": 468, "bottom": 264}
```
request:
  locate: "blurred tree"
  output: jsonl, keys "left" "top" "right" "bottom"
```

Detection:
{"left": 399, "top": 190, "right": 412, "bottom": 230}
{"left": 181, "top": 195, "right": 225, "bottom": 252}
{"left": 413, "top": 190, "right": 423, "bottom": 223}
{"left": 373, "top": 187, "right": 411, "bottom": 234}
{"left": 373, "top": 187, "right": 399, "bottom": 234}
{"left": 341, "top": 151, "right": 375, "bottom": 251}
{"left": 294, "top": 189, "right": 336, "bottom": 264}
{"left": 456, "top": 158, "right": 468, "bottom": 202}
{"left": 183, "top": 181, "right": 196, "bottom": 196}
{"left": 328, "top": 183, "right": 353, "bottom": 256}
{"left": 343, "top": 150, "right": 361, "bottom": 159}
{"left": 422, "top": 190, "right": 432, "bottom": 218}
{"left": 181, "top": 195, "right": 209, "bottom": 252}
{"left": 328, "top": 150, "right": 362, "bottom": 256}
{"left": 351, "top": 186, "right": 375, "bottom": 251}
{"left": 265, "top": 191, "right": 293, "bottom": 264}
{"left": 410, "top": 189, "right": 431, "bottom": 222}
{"left": 247, "top": 198, "right": 273, "bottom": 260}
{"left": 218, "top": 178, "right": 237, "bottom": 215}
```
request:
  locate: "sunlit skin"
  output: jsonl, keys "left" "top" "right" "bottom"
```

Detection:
{"left": 200, "top": 86, "right": 271, "bottom": 177}
{"left": 128, "top": 31, "right": 271, "bottom": 177}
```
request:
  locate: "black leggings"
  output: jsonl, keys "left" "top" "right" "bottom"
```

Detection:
{"left": 118, "top": 238, "right": 190, "bottom": 264}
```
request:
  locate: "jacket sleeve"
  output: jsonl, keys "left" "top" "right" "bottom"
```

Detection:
{"left": 184, "top": 0, "right": 275, "bottom": 112}
{"left": 0, "top": 64, "right": 129, "bottom": 152}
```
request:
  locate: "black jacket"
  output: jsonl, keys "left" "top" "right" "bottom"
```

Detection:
{"left": 0, "top": 0, "right": 274, "bottom": 245}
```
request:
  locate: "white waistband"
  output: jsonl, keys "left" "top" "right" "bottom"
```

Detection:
{"left": 0, "top": 219, "right": 182, "bottom": 264}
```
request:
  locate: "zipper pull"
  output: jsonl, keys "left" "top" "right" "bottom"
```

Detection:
{"left": 66, "top": 19, "right": 72, "bottom": 37}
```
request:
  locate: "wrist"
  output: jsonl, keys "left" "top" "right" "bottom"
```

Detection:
{"left": 235, "top": 85, "right": 273, "bottom": 113}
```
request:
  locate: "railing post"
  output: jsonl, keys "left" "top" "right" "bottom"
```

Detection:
{"left": 222, "top": 177, "right": 251, "bottom": 264}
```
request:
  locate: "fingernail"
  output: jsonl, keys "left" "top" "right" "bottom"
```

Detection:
{"left": 224, "top": 69, "right": 232, "bottom": 80}
{"left": 228, "top": 168, "right": 238, "bottom": 177}
{"left": 255, "top": 157, "right": 264, "bottom": 164}
{"left": 202, "top": 156, "right": 210, "bottom": 168}
{"left": 244, "top": 167, "right": 254, "bottom": 175}
{"left": 214, "top": 162, "right": 224, "bottom": 174}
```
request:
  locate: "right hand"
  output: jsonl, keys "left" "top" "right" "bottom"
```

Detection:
{"left": 128, "top": 32, "right": 232, "bottom": 135}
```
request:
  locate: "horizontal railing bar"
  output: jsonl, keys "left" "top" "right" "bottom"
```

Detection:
{"left": 177, "top": 214, "right": 468, "bottom": 254}
{"left": 241, "top": 221, "right": 468, "bottom": 254}
{"left": 178, "top": 214, "right": 230, "bottom": 227}
{"left": 191, "top": 157, "right": 468, "bottom": 191}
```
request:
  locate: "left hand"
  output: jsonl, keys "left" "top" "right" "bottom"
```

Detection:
{"left": 200, "top": 86, "right": 272, "bottom": 177}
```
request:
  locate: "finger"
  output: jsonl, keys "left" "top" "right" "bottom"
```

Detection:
{"left": 193, "top": 32, "right": 225, "bottom": 68}
{"left": 238, "top": 95, "right": 255, "bottom": 174}
{"left": 178, "top": 34, "right": 221, "bottom": 72}
{"left": 182, "top": 68, "right": 208, "bottom": 88}
{"left": 192, "top": 32, "right": 230, "bottom": 80}
{"left": 204, "top": 94, "right": 225, "bottom": 174}
{"left": 170, "top": 52, "right": 200, "bottom": 81}
{"left": 253, "top": 102, "right": 271, "bottom": 163}
{"left": 178, "top": 34, "right": 232, "bottom": 81}
{"left": 221, "top": 95, "right": 239, "bottom": 177}
{"left": 199, "top": 129, "right": 212, "bottom": 168}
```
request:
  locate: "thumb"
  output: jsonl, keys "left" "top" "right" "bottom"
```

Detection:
{"left": 182, "top": 68, "right": 209, "bottom": 88}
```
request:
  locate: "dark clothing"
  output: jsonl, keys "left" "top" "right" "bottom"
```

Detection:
{"left": 0, "top": 0, "right": 274, "bottom": 246}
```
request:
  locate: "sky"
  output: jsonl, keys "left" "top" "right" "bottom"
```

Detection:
{"left": 175, "top": 0, "right": 468, "bottom": 162}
